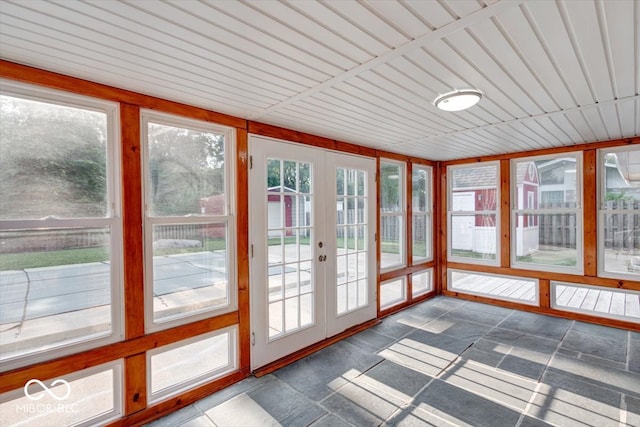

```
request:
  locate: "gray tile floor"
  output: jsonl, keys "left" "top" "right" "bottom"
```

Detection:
{"left": 146, "top": 297, "right": 640, "bottom": 427}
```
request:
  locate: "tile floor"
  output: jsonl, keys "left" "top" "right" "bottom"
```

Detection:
{"left": 146, "top": 297, "right": 640, "bottom": 427}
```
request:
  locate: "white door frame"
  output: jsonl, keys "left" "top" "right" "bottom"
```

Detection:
{"left": 249, "top": 135, "right": 377, "bottom": 370}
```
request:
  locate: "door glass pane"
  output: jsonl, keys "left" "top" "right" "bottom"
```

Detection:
{"left": 267, "top": 159, "right": 281, "bottom": 189}
{"left": 266, "top": 158, "right": 314, "bottom": 340}
{"left": 336, "top": 167, "right": 369, "bottom": 315}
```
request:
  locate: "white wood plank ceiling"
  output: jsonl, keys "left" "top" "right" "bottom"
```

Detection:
{"left": 0, "top": 0, "right": 638, "bottom": 161}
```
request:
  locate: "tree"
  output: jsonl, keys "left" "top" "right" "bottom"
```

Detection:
{"left": 381, "top": 163, "right": 400, "bottom": 211}
{"left": 147, "top": 122, "right": 225, "bottom": 216}
{"left": 267, "top": 159, "right": 310, "bottom": 193}
{"left": 0, "top": 95, "right": 107, "bottom": 219}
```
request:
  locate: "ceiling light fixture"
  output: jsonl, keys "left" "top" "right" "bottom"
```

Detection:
{"left": 434, "top": 89, "right": 482, "bottom": 112}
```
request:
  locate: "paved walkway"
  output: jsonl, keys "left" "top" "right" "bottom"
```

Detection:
{"left": 0, "top": 252, "right": 228, "bottom": 357}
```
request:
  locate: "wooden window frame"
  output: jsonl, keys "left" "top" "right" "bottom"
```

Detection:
{"left": 0, "top": 79, "right": 124, "bottom": 372}
{"left": 510, "top": 152, "right": 584, "bottom": 276}
{"left": 146, "top": 325, "right": 238, "bottom": 404}
{"left": 140, "top": 110, "right": 237, "bottom": 333}
{"left": 597, "top": 146, "right": 640, "bottom": 281}
{"left": 447, "top": 161, "right": 501, "bottom": 267}
{"left": 411, "top": 165, "right": 433, "bottom": 264}
{"left": 379, "top": 159, "right": 407, "bottom": 272}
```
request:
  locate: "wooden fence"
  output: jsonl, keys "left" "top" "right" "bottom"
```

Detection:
{"left": 3, "top": 201, "right": 637, "bottom": 254}
{"left": 601, "top": 200, "right": 640, "bottom": 251}
{"left": 538, "top": 200, "right": 639, "bottom": 250}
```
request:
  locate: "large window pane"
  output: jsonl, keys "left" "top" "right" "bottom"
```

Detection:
{"left": 147, "top": 122, "right": 226, "bottom": 217}
{"left": 380, "top": 277, "right": 406, "bottom": 309}
{"left": 143, "top": 112, "right": 234, "bottom": 331}
{"left": 380, "top": 215, "right": 403, "bottom": 267}
{"left": 515, "top": 213, "right": 578, "bottom": 268}
{"left": 412, "top": 269, "right": 432, "bottom": 297}
{"left": 537, "top": 156, "right": 579, "bottom": 209}
{"left": 1, "top": 227, "right": 112, "bottom": 364}
{"left": 0, "top": 361, "right": 122, "bottom": 426}
{"left": 552, "top": 281, "right": 640, "bottom": 322}
{"left": 381, "top": 163, "right": 401, "bottom": 212}
{"left": 0, "top": 84, "right": 121, "bottom": 371}
{"left": 149, "top": 328, "right": 236, "bottom": 403}
{"left": 151, "top": 223, "right": 229, "bottom": 323}
{"left": 602, "top": 212, "right": 640, "bottom": 276}
{"left": 412, "top": 166, "right": 431, "bottom": 263}
{"left": 448, "top": 163, "right": 499, "bottom": 264}
{"left": 600, "top": 147, "right": 640, "bottom": 279}
{"left": 381, "top": 160, "right": 405, "bottom": 270}
{"left": 512, "top": 154, "right": 582, "bottom": 273}
{"left": 412, "top": 214, "right": 430, "bottom": 261}
{"left": 0, "top": 96, "right": 108, "bottom": 220}
{"left": 452, "top": 164, "right": 497, "bottom": 191}
{"left": 449, "top": 270, "right": 538, "bottom": 305}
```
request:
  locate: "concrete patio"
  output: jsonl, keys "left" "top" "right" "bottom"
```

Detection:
{"left": 0, "top": 251, "right": 229, "bottom": 358}
{"left": 147, "top": 296, "right": 640, "bottom": 427}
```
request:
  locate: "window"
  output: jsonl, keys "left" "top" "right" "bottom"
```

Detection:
{"left": 380, "top": 277, "right": 406, "bottom": 310}
{"left": 552, "top": 281, "right": 639, "bottom": 323}
{"left": 142, "top": 111, "right": 235, "bottom": 331}
{"left": 0, "top": 81, "right": 122, "bottom": 371}
{"left": 148, "top": 327, "right": 237, "bottom": 403}
{"left": 380, "top": 160, "right": 406, "bottom": 271}
{"left": 512, "top": 154, "right": 582, "bottom": 274}
{"left": 0, "top": 361, "right": 123, "bottom": 426}
{"left": 598, "top": 146, "right": 640, "bottom": 280}
{"left": 412, "top": 166, "right": 432, "bottom": 263}
{"left": 449, "top": 270, "right": 538, "bottom": 305}
{"left": 448, "top": 162, "right": 499, "bottom": 265}
{"left": 412, "top": 269, "right": 433, "bottom": 297}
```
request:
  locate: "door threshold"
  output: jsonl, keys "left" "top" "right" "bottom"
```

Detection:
{"left": 253, "top": 318, "right": 380, "bottom": 377}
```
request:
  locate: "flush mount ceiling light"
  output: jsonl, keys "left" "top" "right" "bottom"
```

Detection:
{"left": 434, "top": 89, "right": 482, "bottom": 112}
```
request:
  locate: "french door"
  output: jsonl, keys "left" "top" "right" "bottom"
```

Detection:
{"left": 249, "top": 136, "right": 376, "bottom": 369}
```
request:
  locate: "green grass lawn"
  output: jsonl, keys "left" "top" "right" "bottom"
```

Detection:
{"left": 267, "top": 236, "right": 311, "bottom": 246}
{"left": 381, "top": 240, "right": 428, "bottom": 255}
{"left": 2, "top": 237, "right": 432, "bottom": 270}
{"left": 0, "top": 247, "right": 109, "bottom": 270}
{"left": 451, "top": 249, "right": 497, "bottom": 260}
{"left": 1, "top": 238, "right": 230, "bottom": 270}
{"left": 154, "top": 238, "right": 227, "bottom": 256}
{"left": 516, "top": 249, "right": 577, "bottom": 267}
